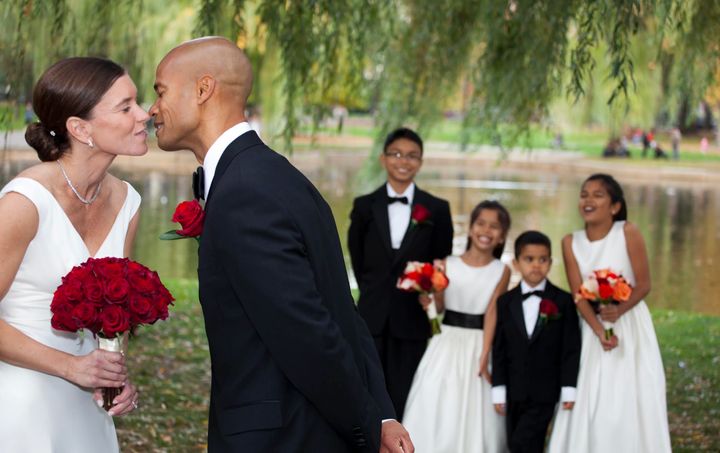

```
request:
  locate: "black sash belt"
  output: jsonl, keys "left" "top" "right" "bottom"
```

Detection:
{"left": 442, "top": 309, "right": 484, "bottom": 330}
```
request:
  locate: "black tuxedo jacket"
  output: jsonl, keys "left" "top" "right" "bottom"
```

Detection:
{"left": 348, "top": 185, "right": 453, "bottom": 339}
{"left": 492, "top": 281, "right": 581, "bottom": 403}
{"left": 198, "top": 131, "right": 394, "bottom": 452}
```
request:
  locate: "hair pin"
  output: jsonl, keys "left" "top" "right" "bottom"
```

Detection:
{"left": 49, "top": 130, "right": 56, "bottom": 137}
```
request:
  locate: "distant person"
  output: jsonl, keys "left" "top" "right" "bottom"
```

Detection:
{"left": 671, "top": 127, "right": 682, "bottom": 160}
{"left": 641, "top": 129, "right": 654, "bottom": 158}
{"left": 493, "top": 231, "right": 580, "bottom": 453}
{"left": 700, "top": 136, "right": 709, "bottom": 154}
{"left": 403, "top": 200, "right": 511, "bottom": 452}
{"left": 24, "top": 101, "right": 34, "bottom": 124}
{"left": 348, "top": 127, "right": 454, "bottom": 420}
{"left": 547, "top": 174, "right": 671, "bottom": 453}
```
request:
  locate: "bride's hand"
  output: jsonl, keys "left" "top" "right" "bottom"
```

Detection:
{"left": 100, "top": 380, "right": 139, "bottom": 417}
{"left": 67, "top": 349, "right": 126, "bottom": 389}
{"left": 418, "top": 293, "right": 433, "bottom": 310}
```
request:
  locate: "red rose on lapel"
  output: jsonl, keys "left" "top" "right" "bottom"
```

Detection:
{"left": 172, "top": 200, "right": 205, "bottom": 237}
{"left": 539, "top": 298, "right": 560, "bottom": 324}
{"left": 411, "top": 203, "right": 432, "bottom": 227}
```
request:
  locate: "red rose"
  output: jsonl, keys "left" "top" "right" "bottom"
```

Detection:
{"left": 128, "top": 293, "right": 159, "bottom": 324}
{"left": 127, "top": 262, "right": 157, "bottom": 294}
{"left": 104, "top": 278, "right": 130, "bottom": 304}
{"left": 539, "top": 299, "right": 559, "bottom": 316}
{"left": 411, "top": 204, "right": 431, "bottom": 225}
{"left": 61, "top": 279, "right": 84, "bottom": 302}
{"left": 51, "top": 292, "right": 77, "bottom": 331}
{"left": 93, "top": 257, "right": 128, "bottom": 280}
{"left": 100, "top": 305, "right": 130, "bottom": 337}
{"left": 83, "top": 280, "right": 104, "bottom": 304}
{"left": 418, "top": 274, "right": 433, "bottom": 292}
{"left": 598, "top": 282, "right": 614, "bottom": 300}
{"left": 72, "top": 303, "right": 100, "bottom": 331}
{"left": 172, "top": 200, "right": 205, "bottom": 237}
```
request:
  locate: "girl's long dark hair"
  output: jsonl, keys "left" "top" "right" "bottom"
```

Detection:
{"left": 466, "top": 200, "right": 511, "bottom": 259}
{"left": 584, "top": 173, "right": 628, "bottom": 221}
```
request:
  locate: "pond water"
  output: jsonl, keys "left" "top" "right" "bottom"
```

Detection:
{"left": 1, "top": 152, "right": 718, "bottom": 316}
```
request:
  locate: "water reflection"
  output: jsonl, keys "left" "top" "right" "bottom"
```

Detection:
{"left": 1, "top": 154, "right": 717, "bottom": 316}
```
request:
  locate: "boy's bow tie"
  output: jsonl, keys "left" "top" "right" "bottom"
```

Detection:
{"left": 387, "top": 196, "right": 409, "bottom": 205}
{"left": 521, "top": 289, "right": 544, "bottom": 300}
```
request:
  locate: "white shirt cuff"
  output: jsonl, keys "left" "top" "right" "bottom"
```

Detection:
{"left": 560, "top": 386, "right": 576, "bottom": 403}
{"left": 382, "top": 419, "right": 395, "bottom": 423}
{"left": 491, "top": 386, "right": 506, "bottom": 405}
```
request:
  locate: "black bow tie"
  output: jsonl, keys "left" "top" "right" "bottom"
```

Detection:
{"left": 387, "top": 196, "right": 409, "bottom": 205}
{"left": 192, "top": 166, "right": 205, "bottom": 200}
{"left": 521, "top": 289, "right": 544, "bottom": 300}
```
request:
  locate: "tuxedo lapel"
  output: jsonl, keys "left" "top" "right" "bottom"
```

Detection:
{"left": 392, "top": 188, "right": 427, "bottom": 266}
{"left": 370, "top": 188, "right": 393, "bottom": 257}
{"left": 508, "top": 288, "right": 527, "bottom": 340}
{"left": 205, "top": 131, "right": 264, "bottom": 209}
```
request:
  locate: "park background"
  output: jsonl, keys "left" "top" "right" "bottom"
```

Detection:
{"left": 1, "top": 1, "right": 719, "bottom": 451}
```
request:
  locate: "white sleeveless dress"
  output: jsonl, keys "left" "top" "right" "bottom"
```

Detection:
{"left": 403, "top": 256, "right": 508, "bottom": 453}
{"left": 548, "top": 221, "right": 671, "bottom": 453}
{"left": 0, "top": 177, "right": 140, "bottom": 453}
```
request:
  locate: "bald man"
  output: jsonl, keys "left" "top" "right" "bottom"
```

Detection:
{"left": 150, "top": 37, "right": 413, "bottom": 453}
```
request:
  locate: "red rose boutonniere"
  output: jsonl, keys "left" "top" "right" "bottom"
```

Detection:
{"left": 538, "top": 298, "right": 560, "bottom": 325}
{"left": 410, "top": 203, "right": 432, "bottom": 228}
{"left": 160, "top": 200, "right": 204, "bottom": 242}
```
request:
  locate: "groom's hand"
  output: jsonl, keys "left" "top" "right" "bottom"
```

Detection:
{"left": 380, "top": 420, "right": 414, "bottom": 453}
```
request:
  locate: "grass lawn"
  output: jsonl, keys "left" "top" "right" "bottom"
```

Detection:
{"left": 115, "top": 279, "right": 720, "bottom": 452}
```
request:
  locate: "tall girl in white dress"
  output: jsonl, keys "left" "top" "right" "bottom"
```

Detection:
{"left": 0, "top": 57, "right": 147, "bottom": 452}
{"left": 403, "top": 200, "right": 511, "bottom": 452}
{"left": 548, "top": 174, "right": 671, "bottom": 452}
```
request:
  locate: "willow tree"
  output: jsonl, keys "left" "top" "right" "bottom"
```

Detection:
{"left": 2, "top": 0, "right": 719, "bottom": 162}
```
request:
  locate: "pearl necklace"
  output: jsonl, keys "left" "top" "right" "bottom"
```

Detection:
{"left": 57, "top": 160, "right": 103, "bottom": 205}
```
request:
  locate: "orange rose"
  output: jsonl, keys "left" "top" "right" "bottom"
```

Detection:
{"left": 431, "top": 270, "right": 449, "bottom": 292}
{"left": 613, "top": 279, "right": 632, "bottom": 302}
{"left": 578, "top": 286, "right": 597, "bottom": 301}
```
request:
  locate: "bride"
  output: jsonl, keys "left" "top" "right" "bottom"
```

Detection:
{"left": 0, "top": 57, "right": 146, "bottom": 452}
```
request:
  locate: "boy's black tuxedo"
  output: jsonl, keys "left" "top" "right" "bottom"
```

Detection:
{"left": 492, "top": 280, "right": 581, "bottom": 453}
{"left": 348, "top": 184, "right": 453, "bottom": 418}
{"left": 199, "top": 132, "right": 394, "bottom": 452}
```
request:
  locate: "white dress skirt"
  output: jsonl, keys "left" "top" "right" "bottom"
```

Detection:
{"left": 547, "top": 221, "right": 672, "bottom": 453}
{"left": 0, "top": 178, "right": 140, "bottom": 452}
{"left": 403, "top": 256, "right": 508, "bottom": 453}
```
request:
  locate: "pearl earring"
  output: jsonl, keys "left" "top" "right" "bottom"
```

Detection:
{"left": 88, "top": 138, "right": 94, "bottom": 148}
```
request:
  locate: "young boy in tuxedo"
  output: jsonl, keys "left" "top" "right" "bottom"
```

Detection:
{"left": 348, "top": 127, "right": 453, "bottom": 419}
{"left": 492, "top": 231, "right": 581, "bottom": 453}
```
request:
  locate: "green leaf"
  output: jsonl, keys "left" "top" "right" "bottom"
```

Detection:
{"left": 159, "top": 230, "right": 187, "bottom": 241}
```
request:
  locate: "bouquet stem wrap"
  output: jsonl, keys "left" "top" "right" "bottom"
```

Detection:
{"left": 98, "top": 333, "right": 126, "bottom": 411}
{"left": 426, "top": 293, "right": 441, "bottom": 335}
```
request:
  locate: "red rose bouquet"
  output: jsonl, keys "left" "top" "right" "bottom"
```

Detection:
{"left": 396, "top": 261, "right": 449, "bottom": 335}
{"left": 160, "top": 199, "right": 204, "bottom": 241}
{"left": 538, "top": 299, "right": 560, "bottom": 325}
{"left": 410, "top": 204, "right": 432, "bottom": 228}
{"left": 50, "top": 257, "right": 174, "bottom": 409}
{"left": 577, "top": 268, "right": 632, "bottom": 340}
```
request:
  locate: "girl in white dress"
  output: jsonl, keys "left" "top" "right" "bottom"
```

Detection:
{"left": 548, "top": 174, "right": 672, "bottom": 452}
{"left": 0, "top": 57, "right": 147, "bottom": 452}
{"left": 403, "top": 200, "right": 512, "bottom": 452}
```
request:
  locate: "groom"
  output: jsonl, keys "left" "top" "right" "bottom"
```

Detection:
{"left": 150, "top": 37, "right": 413, "bottom": 453}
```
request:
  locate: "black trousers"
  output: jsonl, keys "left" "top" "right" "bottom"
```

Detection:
{"left": 372, "top": 328, "right": 426, "bottom": 421}
{"left": 507, "top": 400, "right": 556, "bottom": 453}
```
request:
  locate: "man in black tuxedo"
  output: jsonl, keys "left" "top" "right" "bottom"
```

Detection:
{"left": 348, "top": 128, "right": 453, "bottom": 420}
{"left": 492, "top": 231, "right": 581, "bottom": 453}
{"left": 150, "top": 37, "right": 413, "bottom": 453}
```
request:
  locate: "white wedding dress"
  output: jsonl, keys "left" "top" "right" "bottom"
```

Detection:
{"left": 548, "top": 221, "right": 671, "bottom": 453}
{"left": 0, "top": 177, "right": 140, "bottom": 452}
{"left": 403, "top": 256, "right": 508, "bottom": 453}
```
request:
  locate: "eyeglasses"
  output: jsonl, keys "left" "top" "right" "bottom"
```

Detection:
{"left": 384, "top": 151, "right": 422, "bottom": 162}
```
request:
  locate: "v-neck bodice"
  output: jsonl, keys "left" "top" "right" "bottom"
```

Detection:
{"left": 0, "top": 177, "right": 140, "bottom": 345}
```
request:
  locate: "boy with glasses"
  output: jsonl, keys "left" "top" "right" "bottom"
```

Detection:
{"left": 348, "top": 127, "right": 453, "bottom": 420}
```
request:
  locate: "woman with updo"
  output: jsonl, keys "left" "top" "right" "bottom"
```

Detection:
{"left": 0, "top": 57, "right": 148, "bottom": 452}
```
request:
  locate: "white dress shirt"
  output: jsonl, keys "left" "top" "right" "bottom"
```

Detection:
{"left": 386, "top": 183, "right": 415, "bottom": 249}
{"left": 202, "top": 122, "right": 253, "bottom": 200}
{"left": 492, "top": 279, "right": 576, "bottom": 405}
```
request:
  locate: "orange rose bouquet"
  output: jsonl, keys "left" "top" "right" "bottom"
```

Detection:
{"left": 578, "top": 268, "right": 632, "bottom": 340}
{"left": 396, "top": 261, "right": 449, "bottom": 335}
